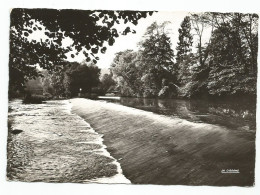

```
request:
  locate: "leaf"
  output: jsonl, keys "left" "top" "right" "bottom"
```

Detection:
{"left": 101, "top": 47, "right": 107, "bottom": 54}
{"left": 24, "top": 32, "right": 29, "bottom": 37}
{"left": 91, "top": 47, "right": 98, "bottom": 54}
{"left": 108, "top": 38, "right": 115, "bottom": 46}
{"left": 83, "top": 51, "right": 88, "bottom": 57}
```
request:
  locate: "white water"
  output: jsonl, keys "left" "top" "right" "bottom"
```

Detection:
{"left": 65, "top": 100, "right": 130, "bottom": 184}
{"left": 98, "top": 96, "right": 121, "bottom": 100}
{"left": 71, "top": 98, "right": 255, "bottom": 186}
{"left": 92, "top": 99, "right": 229, "bottom": 133}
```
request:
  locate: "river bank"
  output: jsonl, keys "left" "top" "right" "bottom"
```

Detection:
{"left": 7, "top": 99, "right": 129, "bottom": 183}
{"left": 71, "top": 98, "right": 255, "bottom": 186}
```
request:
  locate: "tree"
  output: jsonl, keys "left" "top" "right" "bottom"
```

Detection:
{"left": 9, "top": 9, "right": 154, "bottom": 97}
{"left": 100, "top": 73, "right": 116, "bottom": 94}
{"left": 176, "top": 16, "right": 193, "bottom": 64}
{"left": 176, "top": 16, "right": 193, "bottom": 85}
{"left": 111, "top": 50, "right": 142, "bottom": 96}
{"left": 110, "top": 22, "right": 176, "bottom": 98}
{"left": 138, "top": 22, "right": 175, "bottom": 97}
{"left": 207, "top": 15, "right": 258, "bottom": 97}
{"left": 66, "top": 63, "right": 101, "bottom": 96}
{"left": 42, "top": 67, "right": 67, "bottom": 97}
{"left": 209, "top": 12, "right": 258, "bottom": 75}
{"left": 42, "top": 62, "right": 101, "bottom": 98}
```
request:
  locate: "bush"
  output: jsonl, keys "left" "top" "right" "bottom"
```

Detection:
{"left": 23, "top": 93, "right": 46, "bottom": 104}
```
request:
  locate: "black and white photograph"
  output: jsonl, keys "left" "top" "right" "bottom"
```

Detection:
{"left": 1, "top": 0, "right": 260, "bottom": 195}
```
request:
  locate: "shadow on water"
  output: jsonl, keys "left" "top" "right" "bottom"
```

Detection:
{"left": 103, "top": 97, "right": 256, "bottom": 132}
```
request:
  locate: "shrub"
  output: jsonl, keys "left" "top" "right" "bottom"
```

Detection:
{"left": 23, "top": 93, "right": 46, "bottom": 104}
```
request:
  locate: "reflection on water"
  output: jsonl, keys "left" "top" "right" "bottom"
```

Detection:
{"left": 101, "top": 97, "right": 256, "bottom": 131}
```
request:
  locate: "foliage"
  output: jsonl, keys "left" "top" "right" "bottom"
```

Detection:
{"left": 99, "top": 73, "right": 117, "bottom": 94}
{"left": 9, "top": 9, "right": 154, "bottom": 97}
{"left": 207, "top": 17, "right": 257, "bottom": 96}
{"left": 23, "top": 93, "right": 46, "bottom": 104}
{"left": 42, "top": 62, "right": 101, "bottom": 98}
{"left": 110, "top": 22, "right": 176, "bottom": 98}
{"left": 176, "top": 16, "right": 193, "bottom": 64}
{"left": 111, "top": 50, "right": 142, "bottom": 96}
{"left": 111, "top": 13, "right": 258, "bottom": 99}
{"left": 178, "top": 12, "right": 258, "bottom": 98}
{"left": 139, "top": 22, "right": 176, "bottom": 94}
{"left": 68, "top": 63, "right": 101, "bottom": 96}
{"left": 10, "top": 10, "right": 258, "bottom": 100}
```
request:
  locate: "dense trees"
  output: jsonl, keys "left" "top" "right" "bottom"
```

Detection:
{"left": 99, "top": 73, "right": 117, "bottom": 94}
{"left": 110, "top": 12, "right": 258, "bottom": 99}
{"left": 9, "top": 9, "right": 154, "bottom": 97}
{"left": 207, "top": 14, "right": 258, "bottom": 96}
{"left": 10, "top": 10, "right": 258, "bottom": 100}
{"left": 42, "top": 62, "right": 101, "bottom": 98}
{"left": 111, "top": 22, "right": 176, "bottom": 97}
{"left": 111, "top": 50, "right": 142, "bottom": 96}
{"left": 139, "top": 22, "right": 176, "bottom": 97}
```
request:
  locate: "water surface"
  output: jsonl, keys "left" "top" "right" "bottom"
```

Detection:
{"left": 101, "top": 97, "right": 256, "bottom": 132}
{"left": 73, "top": 98, "right": 256, "bottom": 186}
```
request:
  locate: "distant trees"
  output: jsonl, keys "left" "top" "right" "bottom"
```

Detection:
{"left": 111, "top": 12, "right": 258, "bottom": 99}
{"left": 99, "top": 73, "right": 117, "bottom": 94}
{"left": 42, "top": 62, "right": 101, "bottom": 98}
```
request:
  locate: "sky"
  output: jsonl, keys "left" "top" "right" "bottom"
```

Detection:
{"left": 67, "top": 11, "right": 189, "bottom": 69}
{"left": 27, "top": 11, "right": 213, "bottom": 71}
{"left": 26, "top": 10, "right": 216, "bottom": 74}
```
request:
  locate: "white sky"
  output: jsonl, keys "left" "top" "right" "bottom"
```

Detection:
{"left": 68, "top": 11, "right": 189, "bottom": 69}
{"left": 27, "top": 11, "right": 213, "bottom": 70}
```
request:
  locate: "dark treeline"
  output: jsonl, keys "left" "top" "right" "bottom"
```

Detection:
{"left": 41, "top": 62, "right": 101, "bottom": 98}
{"left": 109, "top": 12, "right": 258, "bottom": 99}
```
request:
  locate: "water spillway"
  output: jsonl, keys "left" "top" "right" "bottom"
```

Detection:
{"left": 7, "top": 99, "right": 130, "bottom": 183}
{"left": 71, "top": 98, "right": 255, "bottom": 186}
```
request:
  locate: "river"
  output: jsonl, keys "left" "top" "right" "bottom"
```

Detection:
{"left": 72, "top": 97, "right": 256, "bottom": 186}
{"left": 100, "top": 97, "right": 256, "bottom": 132}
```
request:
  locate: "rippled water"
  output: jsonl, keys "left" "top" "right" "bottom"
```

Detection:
{"left": 73, "top": 98, "right": 256, "bottom": 186}
{"left": 7, "top": 99, "right": 130, "bottom": 183}
{"left": 100, "top": 97, "right": 256, "bottom": 131}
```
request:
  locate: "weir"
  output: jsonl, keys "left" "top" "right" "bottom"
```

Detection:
{"left": 71, "top": 98, "right": 255, "bottom": 186}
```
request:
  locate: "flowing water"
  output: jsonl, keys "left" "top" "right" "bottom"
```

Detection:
{"left": 8, "top": 97, "right": 256, "bottom": 185}
{"left": 72, "top": 97, "right": 256, "bottom": 186}
{"left": 101, "top": 97, "right": 256, "bottom": 132}
{"left": 7, "top": 99, "right": 130, "bottom": 183}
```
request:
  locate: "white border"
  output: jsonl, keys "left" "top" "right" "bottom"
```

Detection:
{"left": 0, "top": 1, "right": 259, "bottom": 195}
